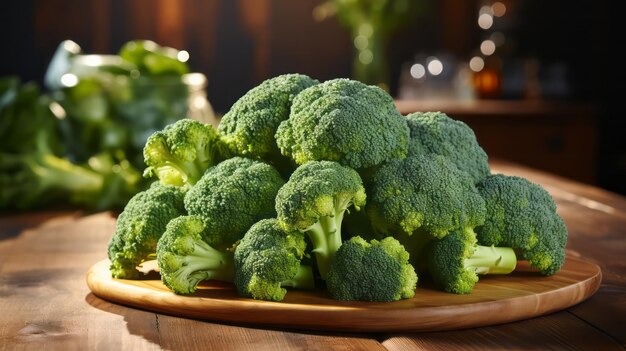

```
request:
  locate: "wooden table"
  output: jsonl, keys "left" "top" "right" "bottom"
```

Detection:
{"left": 1, "top": 160, "right": 625, "bottom": 350}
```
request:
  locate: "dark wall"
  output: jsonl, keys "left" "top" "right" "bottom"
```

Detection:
{"left": 0, "top": 0, "right": 439, "bottom": 112}
{"left": 0, "top": 0, "right": 622, "bottom": 194}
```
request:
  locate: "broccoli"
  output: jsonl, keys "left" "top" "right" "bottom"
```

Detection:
{"left": 1, "top": 78, "right": 57, "bottom": 154}
{"left": 406, "top": 111, "right": 490, "bottom": 184}
{"left": 0, "top": 78, "right": 141, "bottom": 210}
{"left": 218, "top": 74, "right": 318, "bottom": 167}
{"left": 143, "top": 118, "right": 221, "bottom": 187}
{"left": 235, "top": 218, "right": 315, "bottom": 301}
{"left": 275, "top": 160, "right": 366, "bottom": 279}
{"left": 427, "top": 229, "right": 517, "bottom": 294}
{"left": 108, "top": 182, "right": 185, "bottom": 278}
{"left": 157, "top": 216, "right": 235, "bottom": 294}
{"left": 119, "top": 40, "right": 190, "bottom": 76}
{"left": 367, "top": 153, "right": 486, "bottom": 240}
{"left": 275, "top": 78, "right": 409, "bottom": 170}
{"left": 327, "top": 236, "right": 417, "bottom": 302}
{"left": 184, "top": 157, "right": 285, "bottom": 249}
{"left": 476, "top": 174, "right": 568, "bottom": 275}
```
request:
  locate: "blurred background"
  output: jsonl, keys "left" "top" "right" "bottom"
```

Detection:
{"left": 0, "top": 0, "right": 622, "bottom": 210}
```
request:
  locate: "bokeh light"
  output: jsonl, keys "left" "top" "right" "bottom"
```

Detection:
{"left": 410, "top": 63, "right": 426, "bottom": 79}
{"left": 469, "top": 56, "right": 485, "bottom": 72}
{"left": 60, "top": 73, "right": 78, "bottom": 87}
{"left": 177, "top": 50, "right": 190, "bottom": 62}
{"left": 492, "top": 2, "right": 506, "bottom": 17}
{"left": 427, "top": 58, "right": 443, "bottom": 76}
{"left": 359, "top": 49, "right": 373, "bottom": 64}
{"left": 480, "top": 40, "right": 496, "bottom": 56}
{"left": 478, "top": 13, "right": 493, "bottom": 30}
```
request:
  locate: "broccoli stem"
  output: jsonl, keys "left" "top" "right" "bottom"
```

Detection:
{"left": 34, "top": 154, "right": 104, "bottom": 192}
{"left": 280, "top": 265, "right": 315, "bottom": 290}
{"left": 467, "top": 245, "right": 517, "bottom": 275}
{"left": 182, "top": 159, "right": 203, "bottom": 183}
{"left": 305, "top": 198, "right": 356, "bottom": 280}
{"left": 306, "top": 214, "right": 343, "bottom": 279}
{"left": 186, "top": 239, "right": 235, "bottom": 282}
{"left": 159, "top": 158, "right": 201, "bottom": 185}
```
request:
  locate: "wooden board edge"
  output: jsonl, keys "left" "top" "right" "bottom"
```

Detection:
{"left": 86, "top": 257, "right": 602, "bottom": 333}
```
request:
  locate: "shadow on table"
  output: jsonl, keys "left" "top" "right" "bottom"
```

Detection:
{"left": 85, "top": 292, "right": 162, "bottom": 347}
{"left": 84, "top": 292, "right": 385, "bottom": 347}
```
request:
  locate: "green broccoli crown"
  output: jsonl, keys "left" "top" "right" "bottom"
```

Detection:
{"left": 476, "top": 174, "right": 568, "bottom": 275}
{"left": 427, "top": 229, "right": 517, "bottom": 294}
{"left": 218, "top": 74, "right": 319, "bottom": 161}
{"left": 107, "top": 182, "right": 185, "bottom": 278}
{"left": 234, "top": 218, "right": 313, "bottom": 301}
{"left": 143, "top": 118, "right": 220, "bottom": 187}
{"left": 276, "top": 160, "right": 366, "bottom": 230}
{"left": 275, "top": 78, "right": 409, "bottom": 169}
{"left": 156, "top": 215, "right": 235, "bottom": 294}
{"left": 367, "top": 153, "right": 486, "bottom": 239}
{"left": 275, "top": 161, "right": 366, "bottom": 279}
{"left": 327, "top": 236, "right": 417, "bottom": 302}
{"left": 406, "top": 112, "right": 490, "bottom": 184}
{"left": 184, "top": 157, "right": 285, "bottom": 249}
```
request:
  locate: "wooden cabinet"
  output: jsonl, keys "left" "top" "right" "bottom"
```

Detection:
{"left": 395, "top": 100, "right": 598, "bottom": 184}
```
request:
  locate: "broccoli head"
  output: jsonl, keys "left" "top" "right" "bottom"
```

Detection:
{"left": 157, "top": 216, "right": 235, "bottom": 294}
{"left": 235, "top": 218, "right": 314, "bottom": 301}
{"left": 108, "top": 182, "right": 185, "bottom": 278}
{"left": 367, "top": 153, "right": 486, "bottom": 239}
{"left": 218, "top": 74, "right": 318, "bottom": 164}
{"left": 275, "top": 160, "right": 366, "bottom": 279}
{"left": 184, "top": 157, "right": 285, "bottom": 249}
{"left": 427, "top": 229, "right": 517, "bottom": 294}
{"left": 476, "top": 174, "right": 568, "bottom": 275}
{"left": 406, "top": 111, "right": 490, "bottom": 184}
{"left": 143, "top": 118, "right": 220, "bottom": 187}
{"left": 327, "top": 236, "right": 417, "bottom": 302}
{"left": 275, "top": 78, "right": 409, "bottom": 170}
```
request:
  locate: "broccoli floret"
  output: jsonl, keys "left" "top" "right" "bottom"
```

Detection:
{"left": 235, "top": 218, "right": 314, "bottom": 301}
{"left": 327, "top": 236, "right": 417, "bottom": 301}
{"left": 143, "top": 118, "right": 221, "bottom": 187}
{"left": 108, "top": 182, "right": 185, "bottom": 278}
{"left": 184, "top": 157, "right": 285, "bottom": 249}
{"left": 157, "top": 216, "right": 235, "bottom": 294}
{"left": 427, "top": 229, "right": 517, "bottom": 294}
{"left": 367, "top": 153, "right": 486, "bottom": 240}
{"left": 275, "top": 160, "right": 366, "bottom": 279}
{"left": 218, "top": 74, "right": 318, "bottom": 166}
{"left": 406, "top": 112, "right": 490, "bottom": 184}
{"left": 476, "top": 174, "right": 568, "bottom": 275}
{"left": 275, "top": 78, "right": 409, "bottom": 170}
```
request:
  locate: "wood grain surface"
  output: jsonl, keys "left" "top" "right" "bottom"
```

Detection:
{"left": 86, "top": 254, "right": 601, "bottom": 333}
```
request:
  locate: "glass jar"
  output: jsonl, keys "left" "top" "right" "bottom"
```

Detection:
{"left": 51, "top": 60, "right": 216, "bottom": 169}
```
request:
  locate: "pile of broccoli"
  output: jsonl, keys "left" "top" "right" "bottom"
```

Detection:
{"left": 107, "top": 74, "right": 568, "bottom": 302}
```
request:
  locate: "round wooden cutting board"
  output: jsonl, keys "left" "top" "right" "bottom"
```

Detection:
{"left": 86, "top": 254, "right": 601, "bottom": 333}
